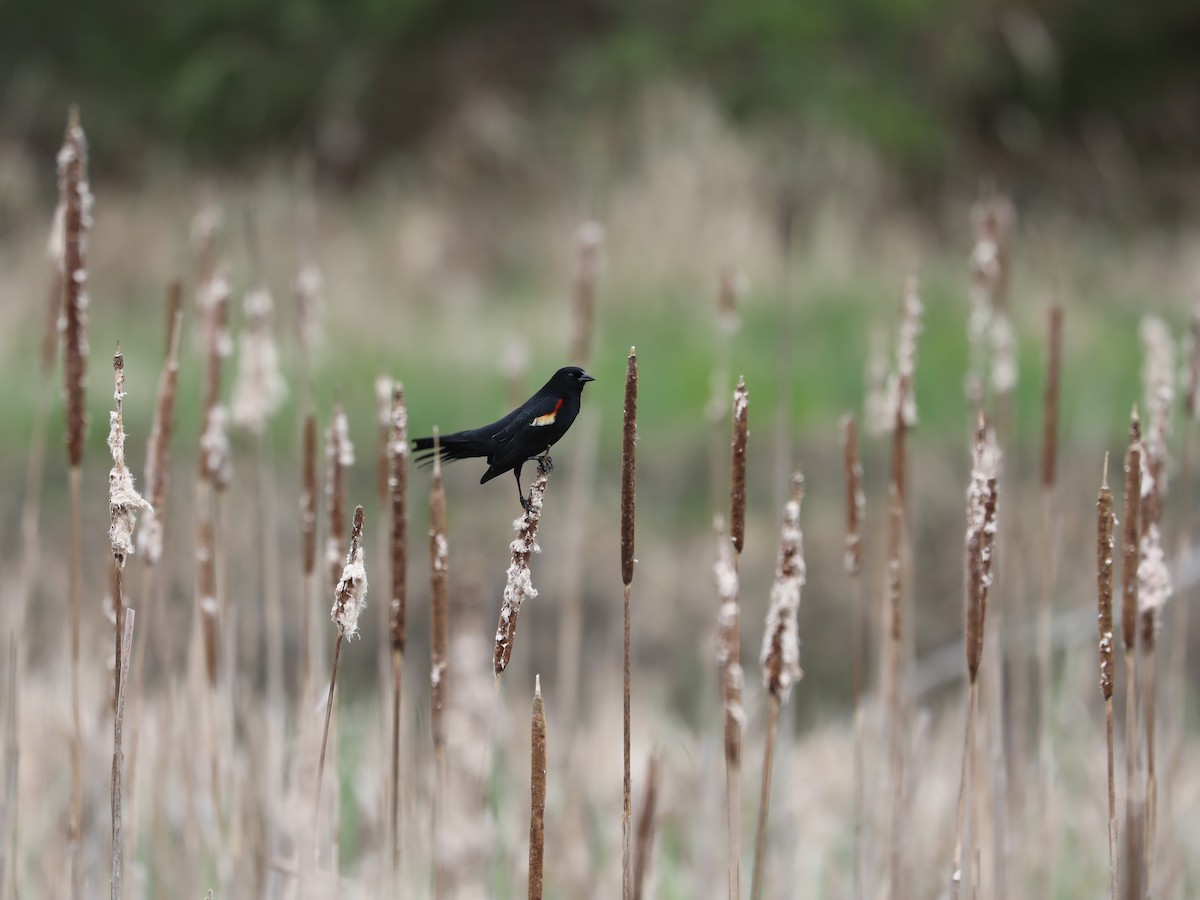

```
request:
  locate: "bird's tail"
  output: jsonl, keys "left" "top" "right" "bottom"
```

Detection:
{"left": 412, "top": 430, "right": 488, "bottom": 469}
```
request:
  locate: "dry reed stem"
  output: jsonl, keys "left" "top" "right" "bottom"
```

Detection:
{"left": 1121, "top": 411, "right": 1143, "bottom": 900}
{"left": 529, "top": 675, "right": 547, "bottom": 900}
{"left": 1097, "top": 456, "right": 1118, "bottom": 899}
{"left": 388, "top": 383, "right": 408, "bottom": 878}
{"left": 317, "top": 507, "right": 367, "bottom": 842}
{"left": 621, "top": 347, "right": 638, "bottom": 899}
{"left": 59, "top": 107, "right": 90, "bottom": 900}
{"left": 493, "top": 460, "right": 551, "bottom": 677}
{"left": 720, "top": 377, "right": 749, "bottom": 900}
{"left": 841, "top": 414, "right": 866, "bottom": 900}
{"left": 632, "top": 754, "right": 660, "bottom": 900}
{"left": 952, "top": 416, "right": 998, "bottom": 897}
{"left": 110, "top": 611, "right": 134, "bottom": 900}
{"left": 751, "top": 474, "right": 805, "bottom": 900}
{"left": 137, "top": 280, "right": 183, "bottom": 566}
{"left": 326, "top": 404, "right": 355, "bottom": 592}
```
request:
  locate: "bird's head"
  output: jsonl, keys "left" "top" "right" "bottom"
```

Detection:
{"left": 552, "top": 366, "right": 595, "bottom": 393}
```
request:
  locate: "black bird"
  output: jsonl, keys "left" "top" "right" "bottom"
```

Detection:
{"left": 413, "top": 366, "right": 595, "bottom": 508}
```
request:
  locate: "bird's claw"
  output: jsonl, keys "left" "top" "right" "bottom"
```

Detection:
{"left": 538, "top": 454, "right": 554, "bottom": 473}
{"left": 519, "top": 493, "right": 531, "bottom": 512}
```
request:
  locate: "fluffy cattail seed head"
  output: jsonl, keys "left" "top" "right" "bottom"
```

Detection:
{"left": 760, "top": 474, "right": 806, "bottom": 701}
{"left": 331, "top": 506, "right": 368, "bottom": 639}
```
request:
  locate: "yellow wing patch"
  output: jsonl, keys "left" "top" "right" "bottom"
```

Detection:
{"left": 531, "top": 399, "right": 563, "bottom": 427}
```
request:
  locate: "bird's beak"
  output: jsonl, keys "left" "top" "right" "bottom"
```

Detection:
{"left": 580, "top": 372, "right": 595, "bottom": 383}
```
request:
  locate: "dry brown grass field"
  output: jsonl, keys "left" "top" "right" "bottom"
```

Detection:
{"left": 1, "top": 94, "right": 1199, "bottom": 899}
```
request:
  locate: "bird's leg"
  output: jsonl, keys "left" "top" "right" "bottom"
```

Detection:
{"left": 514, "top": 467, "right": 530, "bottom": 511}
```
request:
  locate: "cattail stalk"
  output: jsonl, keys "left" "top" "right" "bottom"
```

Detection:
{"left": 751, "top": 473, "right": 805, "bottom": 900}
{"left": 316, "top": 507, "right": 367, "bottom": 837}
{"left": 429, "top": 432, "right": 450, "bottom": 896}
{"left": 528, "top": 675, "right": 547, "bottom": 900}
{"left": 632, "top": 754, "right": 660, "bottom": 900}
{"left": 59, "top": 107, "right": 90, "bottom": 900}
{"left": 493, "top": 461, "right": 551, "bottom": 677}
{"left": 110, "top": 611, "right": 135, "bottom": 900}
{"left": 1097, "top": 456, "right": 1118, "bottom": 899}
{"left": 951, "top": 417, "right": 998, "bottom": 897}
{"left": 1, "top": 640, "right": 19, "bottom": 900}
{"left": 717, "top": 377, "right": 749, "bottom": 900}
{"left": 621, "top": 348, "right": 638, "bottom": 899}
{"left": 1121, "top": 411, "right": 1143, "bottom": 900}
{"left": 841, "top": 414, "right": 866, "bottom": 899}
{"left": 388, "top": 383, "right": 408, "bottom": 879}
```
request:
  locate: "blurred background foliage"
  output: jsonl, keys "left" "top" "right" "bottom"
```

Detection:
{"left": 3, "top": 0, "right": 1200, "bottom": 206}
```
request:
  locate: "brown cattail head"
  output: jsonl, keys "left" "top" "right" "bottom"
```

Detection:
{"left": 965, "top": 413, "right": 1000, "bottom": 682}
{"left": 59, "top": 106, "right": 91, "bottom": 469}
{"left": 713, "top": 514, "right": 744, "bottom": 767}
{"left": 429, "top": 428, "right": 450, "bottom": 747}
{"left": 493, "top": 460, "right": 551, "bottom": 677}
{"left": 760, "top": 473, "right": 806, "bottom": 701}
{"left": 1121, "top": 409, "right": 1142, "bottom": 653}
{"left": 331, "top": 506, "right": 368, "bottom": 638}
{"left": 841, "top": 414, "right": 864, "bottom": 576}
{"left": 621, "top": 347, "right": 638, "bottom": 586}
{"left": 528, "top": 673, "right": 547, "bottom": 900}
{"left": 569, "top": 221, "right": 605, "bottom": 366}
{"left": 108, "top": 345, "right": 151, "bottom": 571}
{"left": 137, "top": 281, "right": 183, "bottom": 566}
{"left": 1097, "top": 455, "right": 1116, "bottom": 701}
{"left": 389, "top": 382, "right": 408, "bottom": 653}
{"left": 326, "top": 402, "right": 355, "bottom": 591}
{"left": 1041, "top": 304, "right": 1063, "bottom": 488}
{"left": 729, "top": 377, "right": 749, "bottom": 554}
{"left": 301, "top": 412, "right": 318, "bottom": 576}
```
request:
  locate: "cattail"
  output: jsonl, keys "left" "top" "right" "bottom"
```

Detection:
{"left": 108, "top": 347, "right": 152, "bottom": 575}
{"left": 759, "top": 474, "right": 806, "bottom": 701}
{"left": 59, "top": 111, "right": 91, "bottom": 899}
{"left": 42, "top": 200, "right": 65, "bottom": 373}
{"left": 569, "top": 221, "right": 605, "bottom": 366}
{"left": 1042, "top": 305, "right": 1063, "bottom": 488}
{"left": 965, "top": 195, "right": 1017, "bottom": 405}
{"left": 1097, "top": 457, "right": 1118, "bottom": 899}
{"left": 387, "top": 382, "right": 408, "bottom": 876}
{"left": 109, "top": 609, "right": 135, "bottom": 900}
{"left": 632, "top": 754, "right": 660, "bottom": 900}
{"left": 714, "top": 514, "right": 743, "bottom": 900}
{"left": 326, "top": 403, "right": 355, "bottom": 591}
{"left": 494, "top": 461, "right": 551, "bottom": 677}
{"left": 137, "top": 282, "right": 183, "bottom": 566}
{"left": 528, "top": 675, "right": 547, "bottom": 900}
{"left": 621, "top": 347, "right": 638, "bottom": 900}
{"left": 729, "top": 378, "right": 749, "bottom": 554}
{"left": 1122, "top": 412, "right": 1143, "bottom": 653}
{"left": 951, "top": 415, "right": 999, "bottom": 895}
{"left": 59, "top": 107, "right": 91, "bottom": 471}
{"left": 230, "top": 287, "right": 287, "bottom": 433}
{"left": 752, "top": 473, "right": 806, "bottom": 900}
{"left": 717, "top": 268, "right": 747, "bottom": 337}
{"left": 330, "top": 507, "right": 368, "bottom": 638}
{"left": 1185, "top": 299, "right": 1200, "bottom": 422}
{"left": 295, "top": 260, "right": 325, "bottom": 360}
{"left": 317, "top": 507, "right": 367, "bottom": 833}
{"left": 889, "top": 275, "right": 924, "bottom": 432}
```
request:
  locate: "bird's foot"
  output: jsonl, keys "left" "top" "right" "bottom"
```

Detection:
{"left": 519, "top": 493, "right": 531, "bottom": 512}
{"left": 537, "top": 454, "right": 554, "bottom": 474}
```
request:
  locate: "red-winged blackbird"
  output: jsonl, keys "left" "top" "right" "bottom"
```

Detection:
{"left": 413, "top": 366, "right": 595, "bottom": 508}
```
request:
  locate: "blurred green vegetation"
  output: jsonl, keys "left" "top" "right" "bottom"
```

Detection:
{"left": 4, "top": 0, "right": 1199, "bottom": 191}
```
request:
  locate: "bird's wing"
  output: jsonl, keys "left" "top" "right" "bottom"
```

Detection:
{"left": 490, "top": 393, "right": 564, "bottom": 442}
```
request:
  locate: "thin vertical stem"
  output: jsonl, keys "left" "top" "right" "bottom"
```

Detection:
{"left": 750, "top": 696, "right": 780, "bottom": 900}
{"left": 111, "top": 611, "right": 135, "bottom": 900}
